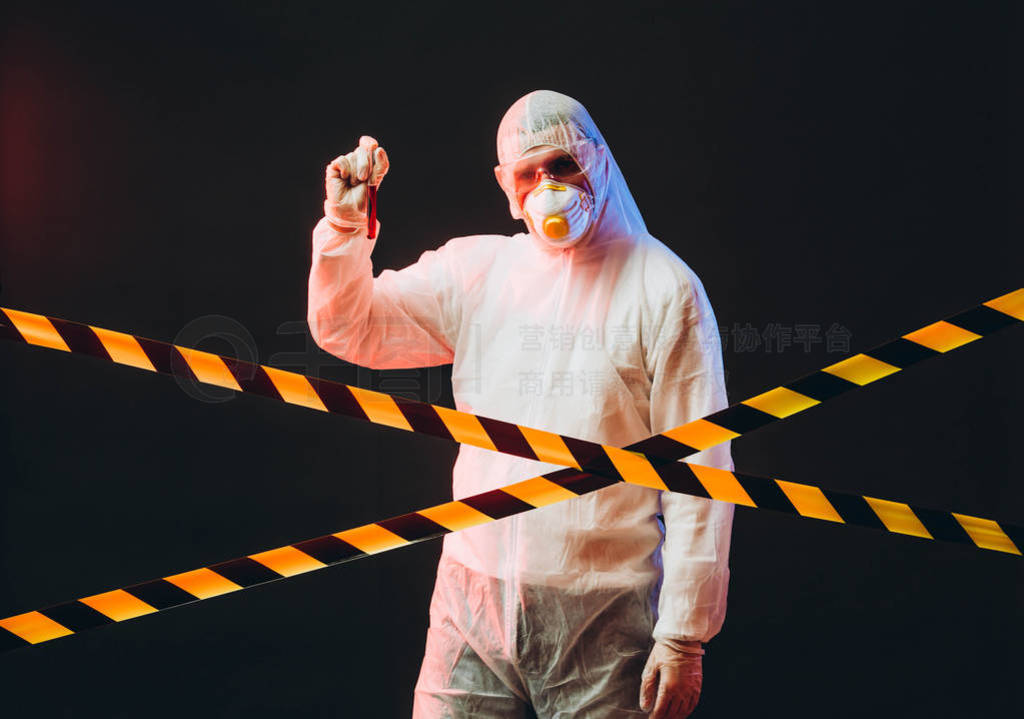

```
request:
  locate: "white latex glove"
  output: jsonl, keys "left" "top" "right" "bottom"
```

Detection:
{"left": 639, "top": 639, "right": 703, "bottom": 718}
{"left": 324, "top": 135, "right": 389, "bottom": 233}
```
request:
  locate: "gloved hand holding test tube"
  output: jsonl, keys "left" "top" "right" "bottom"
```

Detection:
{"left": 323, "top": 135, "right": 388, "bottom": 238}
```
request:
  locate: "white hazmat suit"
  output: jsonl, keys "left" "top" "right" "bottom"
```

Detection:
{"left": 308, "top": 90, "right": 734, "bottom": 718}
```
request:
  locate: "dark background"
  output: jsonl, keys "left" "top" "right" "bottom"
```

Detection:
{"left": 1, "top": 1, "right": 1020, "bottom": 716}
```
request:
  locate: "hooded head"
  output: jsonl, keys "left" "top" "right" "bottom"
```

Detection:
{"left": 495, "top": 90, "right": 647, "bottom": 254}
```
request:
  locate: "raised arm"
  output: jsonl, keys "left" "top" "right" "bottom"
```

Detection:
{"left": 307, "top": 136, "right": 459, "bottom": 369}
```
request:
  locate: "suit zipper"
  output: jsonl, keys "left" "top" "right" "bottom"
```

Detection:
{"left": 505, "top": 251, "right": 571, "bottom": 659}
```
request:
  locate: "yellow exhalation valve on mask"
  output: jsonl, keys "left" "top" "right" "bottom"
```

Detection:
{"left": 542, "top": 216, "right": 570, "bottom": 239}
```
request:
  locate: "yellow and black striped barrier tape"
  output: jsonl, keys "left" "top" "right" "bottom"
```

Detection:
{"left": 2, "top": 288, "right": 1021, "bottom": 498}
{"left": 0, "top": 449, "right": 1019, "bottom": 652}
{"left": 0, "top": 287, "right": 1020, "bottom": 651}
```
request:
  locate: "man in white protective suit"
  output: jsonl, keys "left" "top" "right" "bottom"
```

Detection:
{"left": 307, "top": 90, "right": 735, "bottom": 719}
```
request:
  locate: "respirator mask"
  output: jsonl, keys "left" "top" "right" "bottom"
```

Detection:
{"left": 523, "top": 180, "right": 594, "bottom": 247}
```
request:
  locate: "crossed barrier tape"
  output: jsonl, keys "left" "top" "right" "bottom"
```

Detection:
{"left": 0, "top": 287, "right": 1020, "bottom": 651}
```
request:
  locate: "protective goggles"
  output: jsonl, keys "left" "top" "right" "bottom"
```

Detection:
{"left": 494, "top": 139, "right": 601, "bottom": 196}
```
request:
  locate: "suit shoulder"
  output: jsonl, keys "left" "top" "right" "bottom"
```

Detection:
{"left": 438, "top": 233, "right": 510, "bottom": 254}
{"left": 636, "top": 235, "right": 705, "bottom": 308}
{"left": 431, "top": 233, "right": 513, "bottom": 268}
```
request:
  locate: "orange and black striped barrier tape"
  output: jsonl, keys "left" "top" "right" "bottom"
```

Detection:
{"left": 0, "top": 288, "right": 1020, "bottom": 651}
{"left": 1, "top": 449, "right": 1019, "bottom": 653}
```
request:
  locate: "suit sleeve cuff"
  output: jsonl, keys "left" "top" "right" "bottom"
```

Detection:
{"left": 315, "top": 216, "right": 381, "bottom": 257}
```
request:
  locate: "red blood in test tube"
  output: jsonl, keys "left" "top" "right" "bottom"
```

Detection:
{"left": 367, "top": 184, "right": 378, "bottom": 239}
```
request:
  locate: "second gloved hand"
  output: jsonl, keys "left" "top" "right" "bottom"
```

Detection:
{"left": 324, "top": 135, "right": 389, "bottom": 233}
{"left": 639, "top": 639, "right": 703, "bottom": 718}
